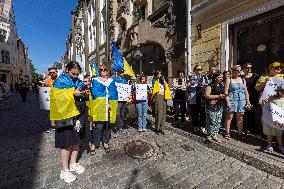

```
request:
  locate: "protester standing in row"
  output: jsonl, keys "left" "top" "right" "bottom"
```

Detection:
{"left": 204, "top": 73, "right": 225, "bottom": 142}
{"left": 243, "top": 63, "right": 259, "bottom": 134}
{"left": 187, "top": 65, "right": 208, "bottom": 131}
{"left": 113, "top": 69, "right": 128, "bottom": 134}
{"left": 224, "top": 65, "right": 251, "bottom": 140}
{"left": 135, "top": 76, "right": 149, "bottom": 132}
{"left": 50, "top": 61, "right": 85, "bottom": 184}
{"left": 172, "top": 70, "right": 187, "bottom": 124}
{"left": 152, "top": 70, "right": 171, "bottom": 135}
{"left": 19, "top": 79, "right": 29, "bottom": 102}
{"left": 261, "top": 84, "right": 284, "bottom": 154}
{"left": 89, "top": 65, "right": 118, "bottom": 154}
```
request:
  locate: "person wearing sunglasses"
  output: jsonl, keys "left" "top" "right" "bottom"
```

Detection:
{"left": 89, "top": 65, "right": 118, "bottom": 155}
{"left": 187, "top": 65, "right": 209, "bottom": 132}
{"left": 224, "top": 65, "right": 251, "bottom": 140}
{"left": 243, "top": 63, "right": 259, "bottom": 134}
{"left": 113, "top": 68, "right": 128, "bottom": 135}
{"left": 255, "top": 62, "right": 284, "bottom": 92}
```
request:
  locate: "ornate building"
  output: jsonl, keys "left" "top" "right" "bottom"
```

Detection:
{"left": 190, "top": 0, "right": 284, "bottom": 74}
{"left": 0, "top": 0, "right": 33, "bottom": 86}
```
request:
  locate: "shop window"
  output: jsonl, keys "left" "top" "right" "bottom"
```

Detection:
{"left": 1, "top": 50, "right": 10, "bottom": 64}
{"left": 0, "top": 29, "right": 7, "bottom": 43}
{"left": 153, "top": 0, "right": 167, "bottom": 12}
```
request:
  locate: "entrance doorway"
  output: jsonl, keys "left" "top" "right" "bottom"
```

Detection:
{"left": 233, "top": 7, "right": 284, "bottom": 74}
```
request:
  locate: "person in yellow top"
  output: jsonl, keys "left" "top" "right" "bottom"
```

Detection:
{"left": 152, "top": 70, "right": 171, "bottom": 135}
{"left": 255, "top": 62, "right": 284, "bottom": 92}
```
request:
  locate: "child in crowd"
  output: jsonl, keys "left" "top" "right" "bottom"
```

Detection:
{"left": 262, "top": 83, "right": 284, "bottom": 154}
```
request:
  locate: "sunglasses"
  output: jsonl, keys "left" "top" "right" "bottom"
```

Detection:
{"left": 274, "top": 67, "right": 282, "bottom": 70}
{"left": 196, "top": 68, "right": 203, "bottom": 71}
{"left": 49, "top": 72, "right": 56, "bottom": 75}
{"left": 99, "top": 68, "right": 108, "bottom": 72}
{"left": 233, "top": 69, "right": 240, "bottom": 72}
{"left": 245, "top": 67, "right": 252, "bottom": 69}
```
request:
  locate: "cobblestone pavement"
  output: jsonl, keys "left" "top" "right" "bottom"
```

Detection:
{"left": 1, "top": 94, "right": 284, "bottom": 189}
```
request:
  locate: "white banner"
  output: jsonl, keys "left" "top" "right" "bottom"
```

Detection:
{"left": 259, "top": 78, "right": 284, "bottom": 104}
{"left": 262, "top": 103, "right": 284, "bottom": 130}
{"left": 39, "top": 87, "right": 51, "bottom": 110}
{"left": 135, "top": 84, "right": 148, "bottom": 101}
{"left": 116, "top": 83, "right": 131, "bottom": 102}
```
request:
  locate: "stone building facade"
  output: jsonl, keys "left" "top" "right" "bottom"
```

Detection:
{"left": 191, "top": 0, "right": 284, "bottom": 74}
{"left": 0, "top": 0, "right": 33, "bottom": 86}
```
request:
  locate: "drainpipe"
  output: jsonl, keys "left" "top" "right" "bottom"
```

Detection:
{"left": 186, "top": 0, "right": 192, "bottom": 76}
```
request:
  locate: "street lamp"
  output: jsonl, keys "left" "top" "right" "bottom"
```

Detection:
{"left": 133, "top": 47, "right": 143, "bottom": 74}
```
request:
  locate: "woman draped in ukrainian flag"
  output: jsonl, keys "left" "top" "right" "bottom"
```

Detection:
{"left": 89, "top": 64, "right": 118, "bottom": 155}
{"left": 50, "top": 61, "right": 85, "bottom": 184}
{"left": 152, "top": 70, "right": 171, "bottom": 135}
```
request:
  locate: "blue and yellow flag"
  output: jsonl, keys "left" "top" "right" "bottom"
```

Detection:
{"left": 92, "top": 61, "right": 100, "bottom": 77}
{"left": 152, "top": 80, "right": 171, "bottom": 100}
{"left": 111, "top": 42, "right": 135, "bottom": 77}
{"left": 50, "top": 73, "right": 83, "bottom": 120}
{"left": 89, "top": 78, "right": 118, "bottom": 123}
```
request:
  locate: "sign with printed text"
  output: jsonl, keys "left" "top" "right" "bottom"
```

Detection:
{"left": 259, "top": 78, "right": 284, "bottom": 104}
{"left": 135, "top": 84, "right": 148, "bottom": 101}
{"left": 115, "top": 83, "right": 131, "bottom": 102}
{"left": 262, "top": 103, "right": 284, "bottom": 130}
{"left": 39, "top": 87, "right": 51, "bottom": 110}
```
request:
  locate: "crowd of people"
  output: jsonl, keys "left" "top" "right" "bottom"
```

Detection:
{"left": 40, "top": 60, "right": 283, "bottom": 184}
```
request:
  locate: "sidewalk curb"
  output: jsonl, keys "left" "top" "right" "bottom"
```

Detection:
{"left": 147, "top": 115, "right": 284, "bottom": 179}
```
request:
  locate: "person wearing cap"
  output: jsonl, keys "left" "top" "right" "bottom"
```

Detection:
{"left": 261, "top": 83, "right": 284, "bottom": 154}
{"left": 113, "top": 68, "right": 128, "bottom": 134}
{"left": 243, "top": 63, "right": 259, "bottom": 134}
{"left": 255, "top": 62, "right": 284, "bottom": 92}
{"left": 224, "top": 65, "right": 251, "bottom": 140}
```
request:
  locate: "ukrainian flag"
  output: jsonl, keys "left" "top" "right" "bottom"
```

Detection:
{"left": 111, "top": 42, "right": 135, "bottom": 77}
{"left": 50, "top": 73, "right": 84, "bottom": 120}
{"left": 90, "top": 77, "right": 118, "bottom": 123}
{"left": 152, "top": 79, "right": 171, "bottom": 100}
{"left": 92, "top": 61, "right": 100, "bottom": 77}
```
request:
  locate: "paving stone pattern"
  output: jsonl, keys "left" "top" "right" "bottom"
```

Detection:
{"left": 1, "top": 94, "right": 284, "bottom": 189}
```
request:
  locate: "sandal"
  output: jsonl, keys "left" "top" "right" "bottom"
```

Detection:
{"left": 224, "top": 134, "right": 230, "bottom": 140}
{"left": 89, "top": 149, "right": 96, "bottom": 155}
{"left": 103, "top": 144, "right": 110, "bottom": 153}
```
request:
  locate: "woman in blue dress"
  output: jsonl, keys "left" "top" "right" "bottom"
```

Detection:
{"left": 224, "top": 65, "right": 251, "bottom": 140}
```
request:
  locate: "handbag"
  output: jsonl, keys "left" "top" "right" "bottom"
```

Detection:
{"left": 55, "top": 118, "right": 74, "bottom": 129}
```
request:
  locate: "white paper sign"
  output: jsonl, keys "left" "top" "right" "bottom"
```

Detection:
{"left": 39, "top": 87, "right": 51, "bottom": 110}
{"left": 135, "top": 84, "right": 148, "bottom": 101}
{"left": 262, "top": 103, "right": 284, "bottom": 130}
{"left": 259, "top": 78, "right": 284, "bottom": 104}
{"left": 116, "top": 83, "right": 131, "bottom": 101}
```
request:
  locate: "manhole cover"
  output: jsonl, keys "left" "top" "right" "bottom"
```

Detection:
{"left": 124, "top": 139, "right": 155, "bottom": 159}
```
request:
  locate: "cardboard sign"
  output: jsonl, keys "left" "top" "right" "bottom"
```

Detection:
{"left": 262, "top": 103, "right": 284, "bottom": 130}
{"left": 39, "top": 87, "right": 51, "bottom": 110}
{"left": 259, "top": 78, "right": 284, "bottom": 104}
{"left": 135, "top": 84, "right": 148, "bottom": 101}
{"left": 115, "top": 83, "right": 131, "bottom": 102}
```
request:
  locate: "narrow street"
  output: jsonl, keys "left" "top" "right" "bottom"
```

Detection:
{"left": 0, "top": 94, "right": 284, "bottom": 189}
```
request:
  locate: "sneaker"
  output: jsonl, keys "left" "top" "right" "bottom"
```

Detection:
{"left": 138, "top": 128, "right": 143, "bottom": 132}
{"left": 46, "top": 129, "right": 51, "bottom": 133}
{"left": 60, "top": 170, "right": 76, "bottom": 183}
{"left": 142, "top": 128, "right": 146, "bottom": 132}
{"left": 70, "top": 163, "right": 85, "bottom": 174}
{"left": 52, "top": 128, "right": 56, "bottom": 131}
{"left": 263, "top": 145, "right": 273, "bottom": 153}
{"left": 206, "top": 136, "right": 214, "bottom": 142}
{"left": 211, "top": 135, "right": 221, "bottom": 142}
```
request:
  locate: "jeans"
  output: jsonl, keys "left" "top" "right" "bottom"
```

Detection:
{"left": 173, "top": 100, "right": 186, "bottom": 122}
{"left": 115, "top": 102, "right": 127, "bottom": 131}
{"left": 136, "top": 101, "right": 148, "bottom": 129}
{"left": 90, "top": 122, "right": 110, "bottom": 148}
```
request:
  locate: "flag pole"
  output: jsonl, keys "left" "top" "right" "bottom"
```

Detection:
{"left": 105, "top": 0, "right": 110, "bottom": 68}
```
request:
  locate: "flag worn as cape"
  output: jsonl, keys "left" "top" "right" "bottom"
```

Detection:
{"left": 50, "top": 73, "right": 83, "bottom": 120}
{"left": 111, "top": 42, "right": 135, "bottom": 77}
{"left": 90, "top": 77, "right": 118, "bottom": 123}
{"left": 152, "top": 79, "right": 171, "bottom": 100}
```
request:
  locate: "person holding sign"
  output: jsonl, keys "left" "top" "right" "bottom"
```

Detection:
{"left": 224, "top": 65, "right": 251, "bottom": 140}
{"left": 50, "top": 61, "right": 85, "bottom": 183}
{"left": 255, "top": 62, "right": 284, "bottom": 92}
{"left": 261, "top": 84, "right": 284, "bottom": 154}
{"left": 152, "top": 70, "right": 171, "bottom": 135}
{"left": 135, "top": 76, "right": 149, "bottom": 132}
{"left": 113, "top": 68, "right": 128, "bottom": 134}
